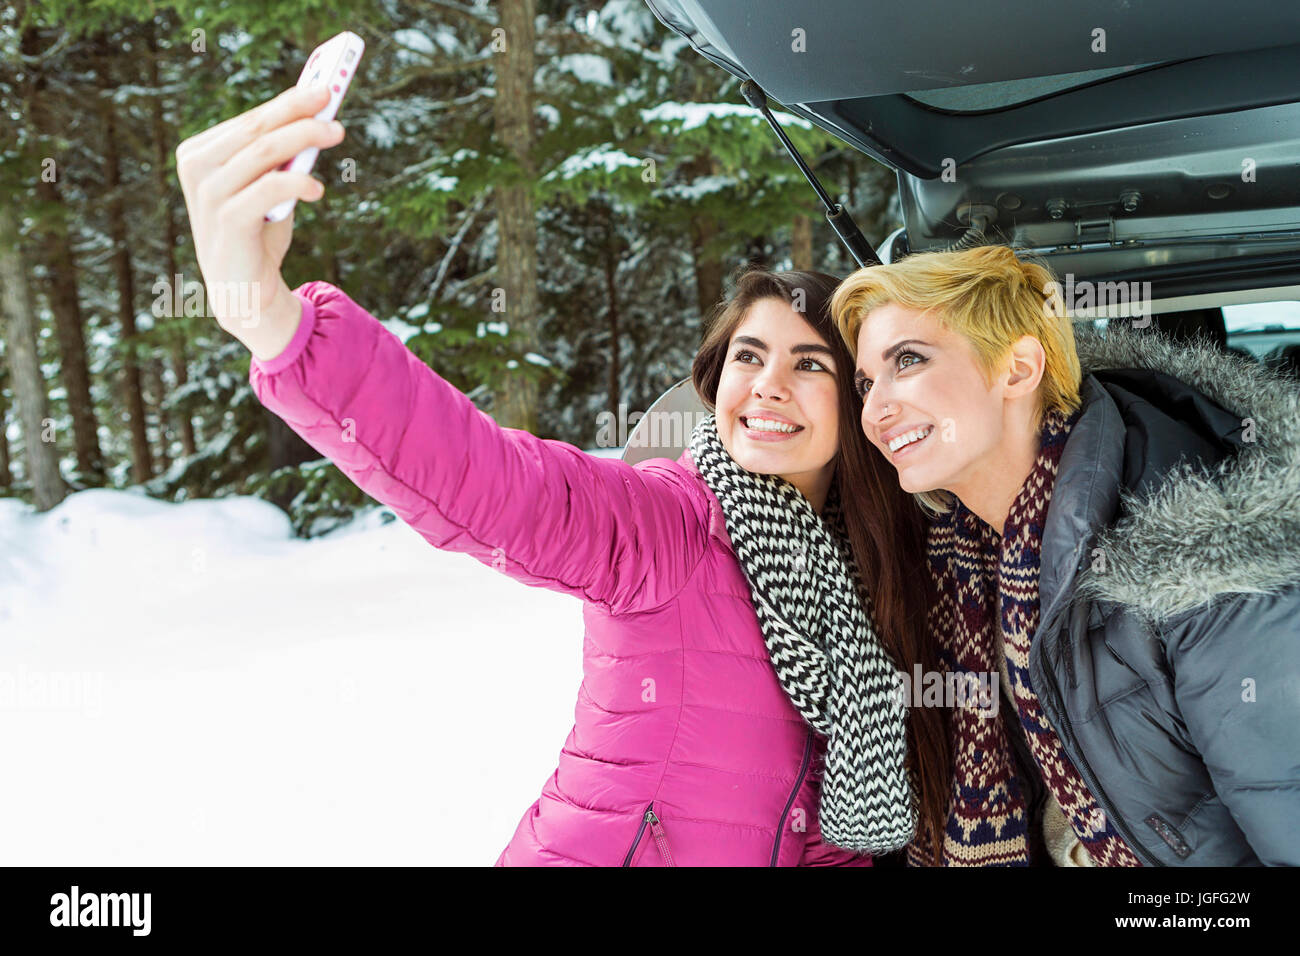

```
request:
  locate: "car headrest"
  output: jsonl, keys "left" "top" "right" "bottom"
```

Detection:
{"left": 620, "top": 378, "right": 710, "bottom": 465}
{"left": 1149, "top": 307, "right": 1228, "bottom": 351}
{"left": 1276, "top": 343, "right": 1300, "bottom": 378}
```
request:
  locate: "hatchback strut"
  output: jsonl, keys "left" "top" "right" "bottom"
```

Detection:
{"left": 740, "top": 80, "right": 881, "bottom": 268}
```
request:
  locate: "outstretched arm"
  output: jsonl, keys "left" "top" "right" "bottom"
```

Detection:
{"left": 174, "top": 87, "right": 708, "bottom": 615}
{"left": 248, "top": 280, "right": 711, "bottom": 615}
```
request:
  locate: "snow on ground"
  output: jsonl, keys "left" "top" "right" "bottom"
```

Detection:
{"left": 0, "top": 464, "right": 638, "bottom": 864}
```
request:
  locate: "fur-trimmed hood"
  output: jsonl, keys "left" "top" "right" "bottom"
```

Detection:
{"left": 1062, "top": 321, "right": 1300, "bottom": 621}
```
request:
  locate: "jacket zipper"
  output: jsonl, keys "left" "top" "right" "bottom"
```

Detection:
{"left": 622, "top": 802, "right": 675, "bottom": 866}
{"left": 770, "top": 728, "right": 815, "bottom": 866}
{"left": 1001, "top": 693, "right": 1048, "bottom": 860}
{"left": 1035, "top": 612, "right": 1160, "bottom": 867}
{"left": 623, "top": 727, "right": 815, "bottom": 867}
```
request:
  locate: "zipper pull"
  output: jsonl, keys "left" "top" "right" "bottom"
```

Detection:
{"left": 647, "top": 810, "right": 676, "bottom": 866}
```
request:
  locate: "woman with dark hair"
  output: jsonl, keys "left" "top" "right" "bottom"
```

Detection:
{"left": 175, "top": 85, "right": 946, "bottom": 865}
{"left": 689, "top": 269, "right": 951, "bottom": 864}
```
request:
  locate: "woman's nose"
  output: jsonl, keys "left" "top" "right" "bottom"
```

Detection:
{"left": 753, "top": 364, "right": 791, "bottom": 398}
{"left": 862, "top": 383, "right": 894, "bottom": 424}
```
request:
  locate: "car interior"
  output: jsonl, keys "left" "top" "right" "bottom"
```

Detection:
{"left": 1141, "top": 306, "right": 1300, "bottom": 379}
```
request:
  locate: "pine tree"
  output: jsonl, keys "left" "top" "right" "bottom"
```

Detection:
{"left": 0, "top": 0, "right": 900, "bottom": 530}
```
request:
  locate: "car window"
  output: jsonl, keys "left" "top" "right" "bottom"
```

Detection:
{"left": 1223, "top": 301, "right": 1300, "bottom": 360}
{"left": 903, "top": 63, "right": 1159, "bottom": 112}
{"left": 1084, "top": 303, "right": 1300, "bottom": 375}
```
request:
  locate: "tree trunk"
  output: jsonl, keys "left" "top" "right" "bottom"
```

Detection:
{"left": 491, "top": 0, "right": 540, "bottom": 434}
{"left": 147, "top": 22, "right": 197, "bottom": 458}
{"left": 97, "top": 81, "right": 153, "bottom": 484}
{"left": 22, "top": 24, "right": 107, "bottom": 487}
{"left": 689, "top": 213, "right": 723, "bottom": 327}
{"left": 683, "top": 154, "right": 724, "bottom": 324}
{"left": 0, "top": 204, "right": 66, "bottom": 511}
{"left": 264, "top": 406, "right": 321, "bottom": 473}
{"left": 35, "top": 176, "right": 107, "bottom": 486}
{"left": 0, "top": 378, "right": 11, "bottom": 492}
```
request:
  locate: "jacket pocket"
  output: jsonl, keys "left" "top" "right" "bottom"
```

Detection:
{"left": 622, "top": 802, "right": 675, "bottom": 866}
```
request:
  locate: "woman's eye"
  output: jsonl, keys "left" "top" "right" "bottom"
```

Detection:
{"left": 855, "top": 376, "right": 871, "bottom": 398}
{"left": 733, "top": 349, "right": 759, "bottom": 364}
{"left": 797, "top": 357, "right": 827, "bottom": 372}
{"left": 898, "top": 351, "right": 924, "bottom": 370}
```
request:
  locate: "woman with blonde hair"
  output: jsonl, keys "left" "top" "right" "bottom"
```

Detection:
{"left": 832, "top": 244, "right": 1300, "bottom": 866}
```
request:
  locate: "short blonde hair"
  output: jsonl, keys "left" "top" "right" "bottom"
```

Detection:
{"left": 830, "top": 244, "right": 1083, "bottom": 515}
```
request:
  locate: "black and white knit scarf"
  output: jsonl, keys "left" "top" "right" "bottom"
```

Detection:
{"left": 688, "top": 414, "right": 916, "bottom": 853}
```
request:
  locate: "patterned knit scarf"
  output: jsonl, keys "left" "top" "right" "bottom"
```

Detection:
{"left": 689, "top": 414, "right": 917, "bottom": 853}
{"left": 906, "top": 407, "right": 1143, "bottom": 867}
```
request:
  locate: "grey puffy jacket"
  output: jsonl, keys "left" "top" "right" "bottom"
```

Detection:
{"left": 1029, "top": 320, "right": 1300, "bottom": 866}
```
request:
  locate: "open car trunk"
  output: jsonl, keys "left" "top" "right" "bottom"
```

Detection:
{"left": 644, "top": 0, "right": 1300, "bottom": 294}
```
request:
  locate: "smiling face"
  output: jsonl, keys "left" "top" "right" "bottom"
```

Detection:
{"left": 852, "top": 303, "right": 1010, "bottom": 497}
{"left": 714, "top": 297, "right": 841, "bottom": 510}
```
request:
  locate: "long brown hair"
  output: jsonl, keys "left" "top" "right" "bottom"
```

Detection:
{"left": 692, "top": 266, "right": 951, "bottom": 862}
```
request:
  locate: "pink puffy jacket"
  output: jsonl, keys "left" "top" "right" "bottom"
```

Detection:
{"left": 249, "top": 280, "right": 873, "bottom": 867}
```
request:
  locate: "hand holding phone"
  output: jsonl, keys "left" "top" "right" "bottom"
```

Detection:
{"left": 264, "top": 30, "right": 365, "bottom": 222}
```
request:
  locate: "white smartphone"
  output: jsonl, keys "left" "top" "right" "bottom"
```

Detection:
{"left": 264, "top": 30, "right": 365, "bottom": 223}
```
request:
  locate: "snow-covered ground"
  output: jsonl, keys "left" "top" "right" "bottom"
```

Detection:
{"left": 0, "top": 459, "right": 638, "bottom": 864}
